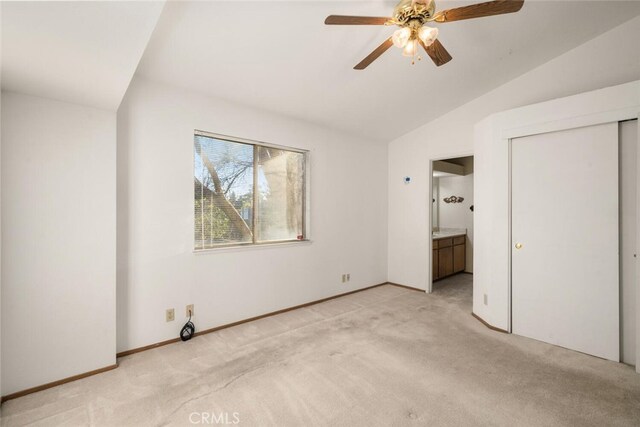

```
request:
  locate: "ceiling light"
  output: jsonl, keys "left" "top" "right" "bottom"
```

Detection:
{"left": 392, "top": 27, "right": 412, "bottom": 48}
{"left": 418, "top": 26, "right": 439, "bottom": 47}
{"left": 402, "top": 39, "right": 418, "bottom": 57}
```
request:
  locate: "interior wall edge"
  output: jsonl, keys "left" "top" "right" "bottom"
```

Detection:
{"left": 1, "top": 91, "right": 117, "bottom": 396}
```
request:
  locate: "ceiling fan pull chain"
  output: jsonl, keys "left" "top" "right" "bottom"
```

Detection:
{"left": 412, "top": 47, "right": 422, "bottom": 65}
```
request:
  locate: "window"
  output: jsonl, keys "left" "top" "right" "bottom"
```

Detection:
{"left": 194, "top": 131, "right": 307, "bottom": 250}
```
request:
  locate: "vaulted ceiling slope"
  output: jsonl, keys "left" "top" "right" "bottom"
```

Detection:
{"left": 136, "top": 0, "right": 640, "bottom": 141}
{"left": 1, "top": 1, "right": 165, "bottom": 110}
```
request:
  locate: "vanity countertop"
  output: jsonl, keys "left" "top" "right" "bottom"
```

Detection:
{"left": 432, "top": 229, "right": 467, "bottom": 239}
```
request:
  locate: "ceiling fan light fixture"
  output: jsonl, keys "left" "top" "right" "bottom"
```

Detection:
{"left": 402, "top": 38, "right": 418, "bottom": 57}
{"left": 325, "top": 0, "right": 526, "bottom": 69}
{"left": 392, "top": 27, "right": 412, "bottom": 48}
{"left": 418, "top": 25, "right": 439, "bottom": 47}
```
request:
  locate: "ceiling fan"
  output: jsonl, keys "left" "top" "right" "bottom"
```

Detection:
{"left": 325, "top": 0, "right": 524, "bottom": 69}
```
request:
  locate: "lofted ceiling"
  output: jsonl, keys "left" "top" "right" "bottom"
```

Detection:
{"left": 136, "top": 0, "right": 640, "bottom": 142}
{"left": 1, "top": 1, "right": 165, "bottom": 110}
{"left": 2, "top": 1, "right": 639, "bottom": 137}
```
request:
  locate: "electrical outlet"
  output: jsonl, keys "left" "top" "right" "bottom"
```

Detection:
{"left": 186, "top": 304, "right": 194, "bottom": 317}
{"left": 166, "top": 308, "right": 175, "bottom": 322}
{"left": 341, "top": 274, "right": 346, "bottom": 283}
{"left": 346, "top": 273, "right": 350, "bottom": 281}
{"left": 483, "top": 294, "right": 488, "bottom": 306}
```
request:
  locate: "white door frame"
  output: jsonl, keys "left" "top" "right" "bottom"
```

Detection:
{"left": 637, "top": 116, "right": 640, "bottom": 372}
{"left": 504, "top": 109, "right": 640, "bottom": 367}
{"left": 428, "top": 151, "right": 474, "bottom": 294}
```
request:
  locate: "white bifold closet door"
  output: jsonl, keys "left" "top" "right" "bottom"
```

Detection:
{"left": 511, "top": 122, "right": 619, "bottom": 361}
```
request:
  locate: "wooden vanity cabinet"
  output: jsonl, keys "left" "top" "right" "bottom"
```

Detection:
{"left": 439, "top": 246, "right": 454, "bottom": 278}
{"left": 432, "top": 235, "right": 466, "bottom": 281}
{"left": 453, "top": 244, "right": 465, "bottom": 273}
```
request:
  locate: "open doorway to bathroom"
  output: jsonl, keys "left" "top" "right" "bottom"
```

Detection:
{"left": 430, "top": 156, "right": 474, "bottom": 296}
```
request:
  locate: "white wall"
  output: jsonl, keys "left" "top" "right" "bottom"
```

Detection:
{"left": 388, "top": 16, "right": 640, "bottom": 291}
{"left": 1, "top": 92, "right": 116, "bottom": 395}
{"left": 117, "top": 77, "right": 388, "bottom": 352}
{"left": 437, "top": 174, "right": 474, "bottom": 273}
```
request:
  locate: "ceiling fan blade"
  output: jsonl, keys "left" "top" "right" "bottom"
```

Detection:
{"left": 420, "top": 39, "right": 452, "bottom": 66}
{"left": 432, "top": 0, "right": 524, "bottom": 23}
{"left": 325, "top": 15, "right": 390, "bottom": 25}
{"left": 354, "top": 37, "right": 394, "bottom": 70}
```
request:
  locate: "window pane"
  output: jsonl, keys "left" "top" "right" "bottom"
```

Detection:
{"left": 256, "top": 146, "right": 304, "bottom": 242}
{"left": 194, "top": 135, "right": 254, "bottom": 248}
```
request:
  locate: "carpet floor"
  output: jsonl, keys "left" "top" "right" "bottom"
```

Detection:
{"left": 2, "top": 275, "right": 640, "bottom": 426}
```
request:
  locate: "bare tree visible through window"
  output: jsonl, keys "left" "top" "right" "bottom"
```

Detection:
{"left": 194, "top": 133, "right": 306, "bottom": 249}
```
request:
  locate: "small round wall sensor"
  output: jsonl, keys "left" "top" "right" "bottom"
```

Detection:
{"left": 404, "top": 176, "right": 411, "bottom": 184}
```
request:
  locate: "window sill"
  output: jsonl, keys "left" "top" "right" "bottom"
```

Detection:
{"left": 193, "top": 239, "right": 312, "bottom": 255}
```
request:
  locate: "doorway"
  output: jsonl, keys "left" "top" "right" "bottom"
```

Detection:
{"left": 430, "top": 156, "right": 474, "bottom": 295}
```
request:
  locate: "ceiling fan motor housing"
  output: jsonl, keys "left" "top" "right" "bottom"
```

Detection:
{"left": 392, "top": 0, "right": 436, "bottom": 26}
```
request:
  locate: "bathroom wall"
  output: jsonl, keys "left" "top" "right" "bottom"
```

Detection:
{"left": 432, "top": 177, "right": 439, "bottom": 229}
{"left": 437, "top": 174, "right": 474, "bottom": 273}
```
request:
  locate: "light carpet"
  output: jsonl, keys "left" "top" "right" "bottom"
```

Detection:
{"left": 2, "top": 275, "right": 640, "bottom": 426}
